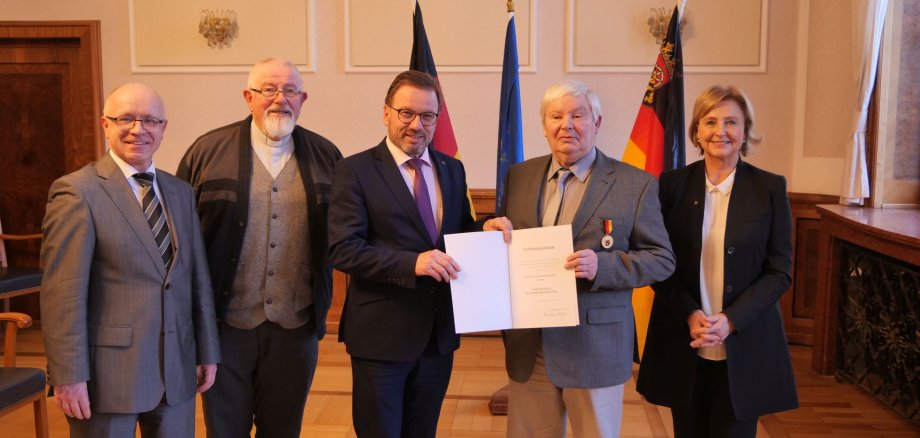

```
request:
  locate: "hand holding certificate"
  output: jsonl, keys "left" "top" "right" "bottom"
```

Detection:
{"left": 444, "top": 225, "right": 579, "bottom": 333}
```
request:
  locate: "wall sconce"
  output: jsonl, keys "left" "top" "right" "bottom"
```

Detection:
{"left": 647, "top": 7, "right": 687, "bottom": 45}
{"left": 199, "top": 9, "right": 238, "bottom": 48}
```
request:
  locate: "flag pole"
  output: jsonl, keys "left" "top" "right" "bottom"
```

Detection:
{"left": 507, "top": 0, "right": 514, "bottom": 13}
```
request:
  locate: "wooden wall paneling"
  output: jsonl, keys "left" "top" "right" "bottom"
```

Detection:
{"left": 470, "top": 188, "right": 497, "bottom": 219}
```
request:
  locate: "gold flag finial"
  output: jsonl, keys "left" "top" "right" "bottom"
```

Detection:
{"left": 507, "top": 0, "right": 514, "bottom": 13}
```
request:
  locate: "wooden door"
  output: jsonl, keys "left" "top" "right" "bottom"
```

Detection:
{"left": 0, "top": 21, "right": 103, "bottom": 318}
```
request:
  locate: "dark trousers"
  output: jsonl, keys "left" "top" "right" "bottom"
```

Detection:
{"left": 202, "top": 320, "right": 319, "bottom": 438}
{"left": 350, "top": 336, "right": 453, "bottom": 438}
{"left": 671, "top": 358, "right": 758, "bottom": 438}
{"left": 67, "top": 395, "right": 195, "bottom": 438}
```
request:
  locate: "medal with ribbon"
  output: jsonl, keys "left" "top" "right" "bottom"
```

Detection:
{"left": 601, "top": 219, "right": 614, "bottom": 249}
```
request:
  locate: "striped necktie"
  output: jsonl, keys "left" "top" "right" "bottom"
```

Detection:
{"left": 133, "top": 172, "right": 174, "bottom": 270}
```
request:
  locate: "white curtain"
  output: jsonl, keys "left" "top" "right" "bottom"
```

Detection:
{"left": 840, "top": 0, "right": 889, "bottom": 205}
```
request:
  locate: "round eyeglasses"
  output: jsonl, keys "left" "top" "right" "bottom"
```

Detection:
{"left": 387, "top": 105, "right": 439, "bottom": 126}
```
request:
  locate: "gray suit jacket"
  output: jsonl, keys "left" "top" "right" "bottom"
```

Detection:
{"left": 500, "top": 149, "right": 675, "bottom": 388}
{"left": 40, "top": 153, "right": 221, "bottom": 414}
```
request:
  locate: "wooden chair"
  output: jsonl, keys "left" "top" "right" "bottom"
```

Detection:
{"left": 0, "top": 218, "right": 43, "bottom": 312}
{"left": 0, "top": 312, "right": 48, "bottom": 438}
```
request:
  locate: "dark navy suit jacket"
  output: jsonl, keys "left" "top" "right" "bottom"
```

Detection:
{"left": 328, "top": 140, "right": 480, "bottom": 361}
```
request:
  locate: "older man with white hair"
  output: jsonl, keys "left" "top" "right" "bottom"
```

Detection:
{"left": 500, "top": 80, "right": 675, "bottom": 437}
{"left": 178, "top": 57, "right": 343, "bottom": 437}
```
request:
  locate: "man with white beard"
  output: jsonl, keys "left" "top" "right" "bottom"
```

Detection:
{"left": 178, "top": 57, "right": 342, "bottom": 438}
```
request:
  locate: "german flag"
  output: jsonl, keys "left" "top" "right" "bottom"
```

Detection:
{"left": 409, "top": 0, "right": 459, "bottom": 159}
{"left": 409, "top": 0, "right": 475, "bottom": 217}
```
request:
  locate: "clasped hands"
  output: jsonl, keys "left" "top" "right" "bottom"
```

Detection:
{"left": 687, "top": 309, "right": 734, "bottom": 348}
{"left": 414, "top": 217, "right": 598, "bottom": 282}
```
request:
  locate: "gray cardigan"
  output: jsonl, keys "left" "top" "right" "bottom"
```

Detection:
{"left": 177, "top": 116, "right": 343, "bottom": 339}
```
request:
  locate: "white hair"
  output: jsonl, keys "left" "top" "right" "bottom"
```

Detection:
{"left": 540, "top": 80, "right": 602, "bottom": 123}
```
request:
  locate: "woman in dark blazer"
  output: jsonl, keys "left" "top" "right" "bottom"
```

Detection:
{"left": 636, "top": 85, "right": 798, "bottom": 437}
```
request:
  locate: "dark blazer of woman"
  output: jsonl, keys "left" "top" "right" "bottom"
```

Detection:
{"left": 636, "top": 159, "right": 798, "bottom": 420}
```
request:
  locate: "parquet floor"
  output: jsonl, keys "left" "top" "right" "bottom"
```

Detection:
{"left": 2, "top": 326, "right": 918, "bottom": 437}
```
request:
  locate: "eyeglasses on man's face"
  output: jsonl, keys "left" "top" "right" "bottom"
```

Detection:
{"left": 387, "top": 105, "right": 439, "bottom": 127}
{"left": 249, "top": 87, "right": 305, "bottom": 99}
{"left": 105, "top": 115, "right": 166, "bottom": 130}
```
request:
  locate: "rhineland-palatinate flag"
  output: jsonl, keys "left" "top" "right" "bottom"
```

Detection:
{"left": 496, "top": 8, "right": 524, "bottom": 212}
{"left": 624, "top": 5, "right": 686, "bottom": 360}
{"left": 409, "top": 0, "right": 475, "bottom": 215}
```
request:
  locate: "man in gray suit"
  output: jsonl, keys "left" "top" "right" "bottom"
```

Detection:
{"left": 41, "top": 83, "right": 221, "bottom": 437}
{"left": 500, "top": 80, "right": 675, "bottom": 437}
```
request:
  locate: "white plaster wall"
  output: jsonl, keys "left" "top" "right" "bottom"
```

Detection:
{"left": 1, "top": 0, "right": 855, "bottom": 193}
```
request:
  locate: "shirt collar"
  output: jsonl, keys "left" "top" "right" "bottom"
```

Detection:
{"left": 547, "top": 147, "right": 596, "bottom": 182}
{"left": 250, "top": 121, "right": 292, "bottom": 150}
{"left": 386, "top": 136, "right": 432, "bottom": 168}
{"left": 705, "top": 167, "right": 737, "bottom": 195}
{"left": 109, "top": 149, "right": 156, "bottom": 179}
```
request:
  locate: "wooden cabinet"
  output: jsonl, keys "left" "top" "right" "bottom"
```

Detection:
{"left": 783, "top": 193, "right": 838, "bottom": 345}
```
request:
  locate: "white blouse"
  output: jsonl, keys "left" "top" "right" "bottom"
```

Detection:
{"left": 698, "top": 169, "right": 736, "bottom": 361}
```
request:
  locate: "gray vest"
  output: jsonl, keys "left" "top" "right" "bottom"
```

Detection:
{"left": 225, "top": 152, "right": 313, "bottom": 329}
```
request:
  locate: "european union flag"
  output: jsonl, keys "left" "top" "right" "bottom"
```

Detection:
{"left": 496, "top": 11, "right": 524, "bottom": 212}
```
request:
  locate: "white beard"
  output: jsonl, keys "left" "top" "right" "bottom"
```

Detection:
{"left": 262, "top": 113, "right": 296, "bottom": 139}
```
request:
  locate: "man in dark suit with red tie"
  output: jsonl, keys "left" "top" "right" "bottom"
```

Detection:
{"left": 328, "top": 70, "right": 510, "bottom": 438}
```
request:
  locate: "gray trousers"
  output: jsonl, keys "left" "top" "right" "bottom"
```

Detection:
{"left": 67, "top": 395, "right": 195, "bottom": 438}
